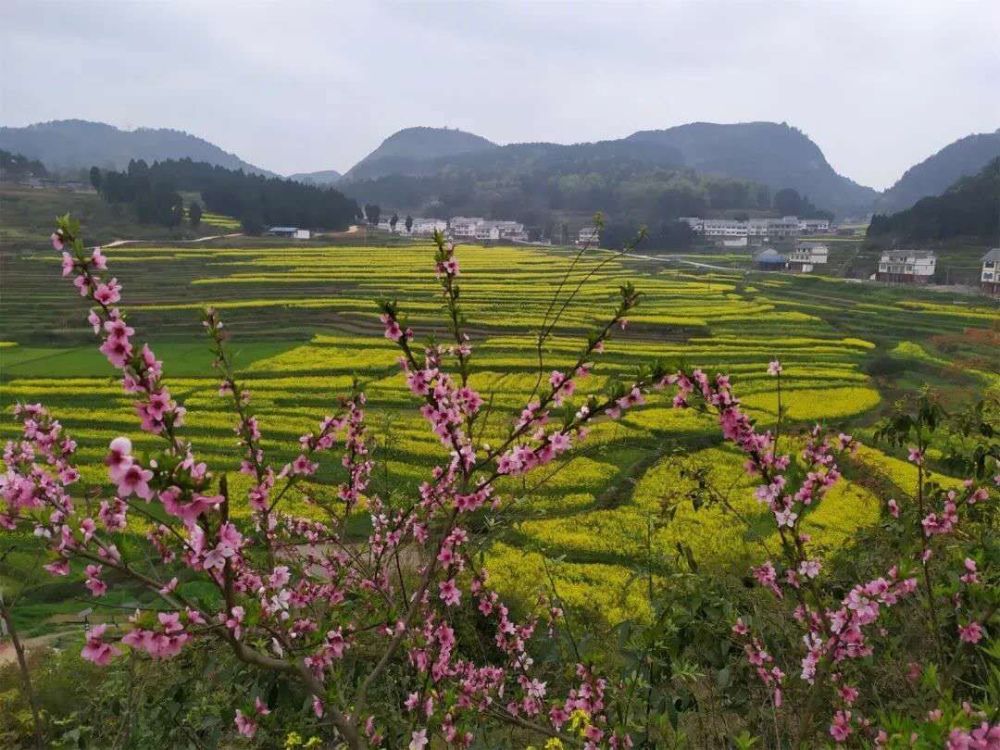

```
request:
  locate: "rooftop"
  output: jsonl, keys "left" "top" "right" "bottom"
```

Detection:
{"left": 754, "top": 248, "right": 786, "bottom": 262}
{"left": 982, "top": 248, "right": 1000, "bottom": 262}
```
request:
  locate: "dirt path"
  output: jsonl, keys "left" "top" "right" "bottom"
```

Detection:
{"left": 0, "top": 629, "right": 77, "bottom": 666}
{"left": 595, "top": 247, "right": 744, "bottom": 273}
{"left": 101, "top": 232, "right": 244, "bottom": 248}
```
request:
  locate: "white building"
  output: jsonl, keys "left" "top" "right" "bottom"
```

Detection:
{"left": 450, "top": 217, "right": 482, "bottom": 238}
{"left": 787, "top": 242, "right": 829, "bottom": 273}
{"left": 759, "top": 216, "right": 800, "bottom": 238}
{"left": 680, "top": 216, "right": 800, "bottom": 240}
{"left": 411, "top": 218, "right": 448, "bottom": 236}
{"left": 799, "top": 218, "right": 831, "bottom": 234}
{"left": 877, "top": 250, "right": 936, "bottom": 284}
{"left": 981, "top": 248, "right": 1000, "bottom": 295}
{"left": 449, "top": 217, "right": 528, "bottom": 242}
{"left": 577, "top": 226, "right": 601, "bottom": 247}
{"left": 381, "top": 217, "right": 448, "bottom": 236}
{"left": 267, "top": 226, "right": 310, "bottom": 239}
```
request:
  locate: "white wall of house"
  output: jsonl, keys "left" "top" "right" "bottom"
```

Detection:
{"left": 878, "top": 251, "right": 936, "bottom": 278}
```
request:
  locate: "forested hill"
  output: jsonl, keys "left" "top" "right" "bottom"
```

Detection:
{"left": 877, "top": 129, "right": 1000, "bottom": 213}
{"left": 343, "top": 127, "right": 499, "bottom": 181}
{"left": 867, "top": 156, "right": 1000, "bottom": 242}
{"left": 0, "top": 120, "right": 275, "bottom": 175}
{"left": 339, "top": 122, "right": 878, "bottom": 222}
{"left": 1, "top": 149, "right": 48, "bottom": 181}
{"left": 93, "top": 158, "right": 359, "bottom": 231}
{"left": 624, "top": 122, "right": 878, "bottom": 217}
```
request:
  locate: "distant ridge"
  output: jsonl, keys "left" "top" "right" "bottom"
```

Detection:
{"left": 288, "top": 169, "right": 342, "bottom": 186}
{"left": 343, "top": 126, "right": 498, "bottom": 181}
{"left": 625, "top": 121, "right": 878, "bottom": 216}
{"left": 0, "top": 119, "right": 276, "bottom": 176}
{"left": 877, "top": 129, "right": 1000, "bottom": 213}
{"left": 342, "top": 121, "right": 877, "bottom": 217}
{"left": 868, "top": 157, "right": 1000, "bottom": 242}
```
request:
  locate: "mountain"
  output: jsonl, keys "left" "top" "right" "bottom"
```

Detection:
{"left": 0, "top": 119, "right": 275, "bottom": 176}
{"left": 868, "top": 157, "right": 999, "bottom": 242}
{"left": 625, "top": 122, "right": 877, "bottom": 216}
{"left": 343, "top": 122, "right": 876, "bottom": 218}
{"left": 342, "top": 126, "right": 498, "bottom": 181}
{"left": 877, "top": 130, "right": 1000, "bottom": 213}
{"left": 288, "top": 169, "right": 342, "bottom": 186}
{"left": 339, "top": 138, "right": 778, "bottom": 240}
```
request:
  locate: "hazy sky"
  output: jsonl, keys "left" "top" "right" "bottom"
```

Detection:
{"left": 2, "top": 0, "right": 998, "bottom": 189}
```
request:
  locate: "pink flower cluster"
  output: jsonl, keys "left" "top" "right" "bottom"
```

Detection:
{"left": 671, "top": 361, "right": 994, "bottom": 746}
{"left": 7, "top": 221, "right": 991, "bottom": 748}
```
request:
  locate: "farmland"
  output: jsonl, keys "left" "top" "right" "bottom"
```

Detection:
{"left": 1, "top": 236, "right": 997, "bottom": 631}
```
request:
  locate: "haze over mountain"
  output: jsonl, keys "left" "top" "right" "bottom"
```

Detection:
{"left": 0, "top": 120, "right": 275, "bottom": 176}
{"left": 287, "top": 169, "right": 343, "bottom": 186}
{"left": 624, "top": 122, "right": 878, "bottom": 217}
{"left": 876, "top": 130, "right": 1000, "bottom": 213}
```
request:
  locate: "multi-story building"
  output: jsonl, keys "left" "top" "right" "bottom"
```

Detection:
{"left": 408, "top": 218, "right": 447, "bottom": 236}
{"left": 680, "top": 216, "right": 800, "bottom": 240}
{"left": 799, "top": 218, "right": 831, "bottom": 234}
{"left": 449, "top": 217, "right": 482, "bottom": 239}
{"left": 981, "top": 248, "right": 1000, "bottom": 296}
{"left": 762, "top": 216, "right": 801, "bottom": 238}
{"left": 703, "top": 219, "right": 748, "bottom": 237}
{"left": 876, "top": 250, "right": 937, "bottom": 284}
{"left": 448, "top": 217, "right": 527, "bottom": 242}
{"left": 787, "top": 242, "right": 829, "bottom": 273}
{"left": 577, "top": 226, "right": 601, "bottom": 247}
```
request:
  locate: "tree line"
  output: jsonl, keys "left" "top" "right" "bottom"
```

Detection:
{"left": 91, "top": 158, "right": 361, "bottom": 232}
{"left": 1, "top": 149, "right": 49, "bottom": 181}
{"left": 868, "top": 157, "right": 999, "bottom": 242}
{"left": 343, "top": 167, "right": 833, "bottom": 243}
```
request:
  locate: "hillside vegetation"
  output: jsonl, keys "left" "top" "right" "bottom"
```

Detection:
{"left": 877, "top": 129, "right": 1000, "bottom": 213}
{"left": 0, "top": 226, "right": 996, "bottom": 747}
{"left": 868, "top": 156, "right": 1000, "bottom": 242}
{"left": 342, "top": 126, "right": 498, "bottom": 181}
{"left": 94, "top": 158, "right": 360, "bottom": 232}
{"left": 342, "top": 122, "right": 876, "bottom": 222}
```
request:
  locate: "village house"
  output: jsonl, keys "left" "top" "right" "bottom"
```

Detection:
{"left": 410, "top": 218, "right": 448, "bottom": 236}
{"left": 449, "top": 217, "right": 528, "bottom": 242}
{"left": 267, "top": 226, "right": 311, "bottom": 239}
{"left": 798, "top": 218, "right": 831, "bottom": 234}
{"left": 379, "top": 217, "right": 447, "bottom": 236}
{"left": 679, "top": 216, "right": 801, "bottom": 241}
{"left": 981, "top": 248, "right": 1000, "bottom": 296}
{"left": 449, "top": 217, "right": 481, "bottom": 238}
{"left": 787, "top": 242, "right": 829, "bottom": 273}
{"left": 876, "top": 249, "right": 936, "bottom": 284}
{"left": 577, "top": 226, "right": 601, "bottom": 247}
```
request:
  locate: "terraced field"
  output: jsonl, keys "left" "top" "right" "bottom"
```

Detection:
{"left": 1, "top": 240, "right": 996, "bottom": 627}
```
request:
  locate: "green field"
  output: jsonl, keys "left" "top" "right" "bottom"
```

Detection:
{"left": 1, "top": 234, "right": 997, "bottom": 630}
